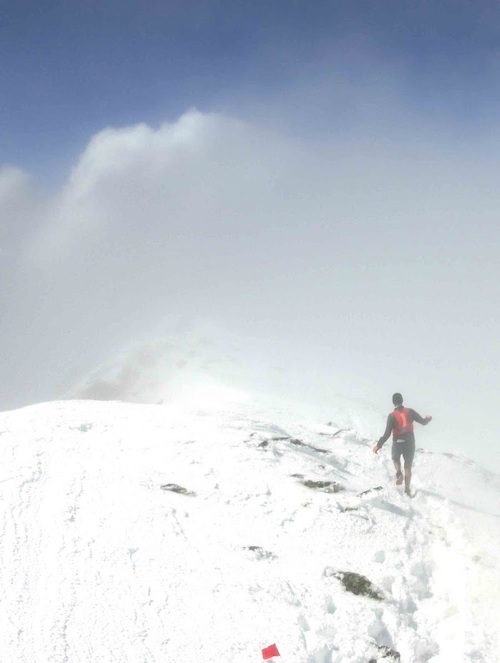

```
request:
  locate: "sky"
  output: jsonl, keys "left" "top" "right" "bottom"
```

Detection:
{"left": 1, "top": 0, "right": 500, "bottom": 471}
{"left": 2, "top": 0, "right": 500, "bottom": 175}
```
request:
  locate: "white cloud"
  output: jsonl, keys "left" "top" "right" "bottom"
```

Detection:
{"left": 0, "top": 166, "right": 27, "bottom": 204}
{"left": 26, "top": 110, "right": 300, "bottom": 265}
{"left": 0, "top": 166, "right": 36, "bottom": 249}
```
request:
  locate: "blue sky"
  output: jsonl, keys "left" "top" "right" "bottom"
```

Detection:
{"left": 2, "top": 0, "right": 500, "bottom": 177}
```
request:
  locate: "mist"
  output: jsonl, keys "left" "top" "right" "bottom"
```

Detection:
{"left": 1, "top": 103, "right": 499, "bottom": 471}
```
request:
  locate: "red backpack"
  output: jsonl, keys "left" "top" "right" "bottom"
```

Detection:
{"left": 392, "top": 408, "right": 413, "bottom": 437}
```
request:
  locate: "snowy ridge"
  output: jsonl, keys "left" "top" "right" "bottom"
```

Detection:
{"left": 0, "top": 399, "right": 498, "bottom": 663}
{"left": 64, "top": 327, "right": 384, "bottom": 440}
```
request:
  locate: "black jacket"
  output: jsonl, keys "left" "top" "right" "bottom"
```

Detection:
{"left": 377, "top": 406, "right": 429, "bottom": 447}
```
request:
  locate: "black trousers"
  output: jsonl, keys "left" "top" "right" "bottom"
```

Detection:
{"left": 391, "top": 439, "right": 415, "bottom": 468}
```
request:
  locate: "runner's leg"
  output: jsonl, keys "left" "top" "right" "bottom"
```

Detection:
{"left": 402, "top": 441, "right": 415, "bottom": 493}
{"left": 391, "top": 442, "right": 404, "bottom": 483}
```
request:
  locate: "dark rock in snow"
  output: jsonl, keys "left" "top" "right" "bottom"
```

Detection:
{"left": 357, "top": 486, "right": 383, "bottom": 497}
{"left": 302, "top": 479, "right": 344, "bottom": 493}
{"left": 160, "top": 483, "right": 196, "bottom": 496}
{"left": 375, "top": 644, "right": 401, "bottom": 660}
{"left": 243, "top": 546, "right": 276, "bottom": 560}
{"left": 289, "top": 439, "right": 329, "bottom": 454}
{"left": 327, "top": 570, "right": 384, "bottom": 601}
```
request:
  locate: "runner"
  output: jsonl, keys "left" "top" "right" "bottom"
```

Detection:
{"left": 373, "top": 393, "right": 432, "bottom": 495}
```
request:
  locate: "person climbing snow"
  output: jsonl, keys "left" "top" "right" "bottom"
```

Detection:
{"left": 373, "top": 393, "right": 432, "bottom": 496}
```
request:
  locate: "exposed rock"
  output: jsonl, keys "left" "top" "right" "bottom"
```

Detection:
{"left": 302, "top": 479, "right": 344, "bottom": 493}
{"left": 357, "top": 486, "right": 383, "bottom": 497}
{"left": 326, "top": 570, "right": 384, "bottom": 601}
{"left": 243, "top": 545, "right": 276, "bottom": 560}
{"left": 375, "top": 644, "right": 401, "bottom": 660}
{"left": 160, "top": 483, "right": 196, "bottom": 496}
{"left": 289, "top": 438, "right": 329, "bottom": 454}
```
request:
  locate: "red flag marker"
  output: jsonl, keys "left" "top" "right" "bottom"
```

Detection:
{"left": 262, "top": 643, "right": 280, "bottom": 659}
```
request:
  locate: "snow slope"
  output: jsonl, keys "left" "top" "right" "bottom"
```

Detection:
{"left": 0, "top": 396, "right": 498, "bottom": 663}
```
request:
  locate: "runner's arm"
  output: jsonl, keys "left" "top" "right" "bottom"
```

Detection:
{"left": 409, "top": 409, "right": 432, "bottom": 425}
{"left": 376, "top": 414, "right": 394, "bottom": 447}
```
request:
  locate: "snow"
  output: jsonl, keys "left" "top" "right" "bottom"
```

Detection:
{"left": 0, "top": 394, "right": 499, "bottom": 663}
